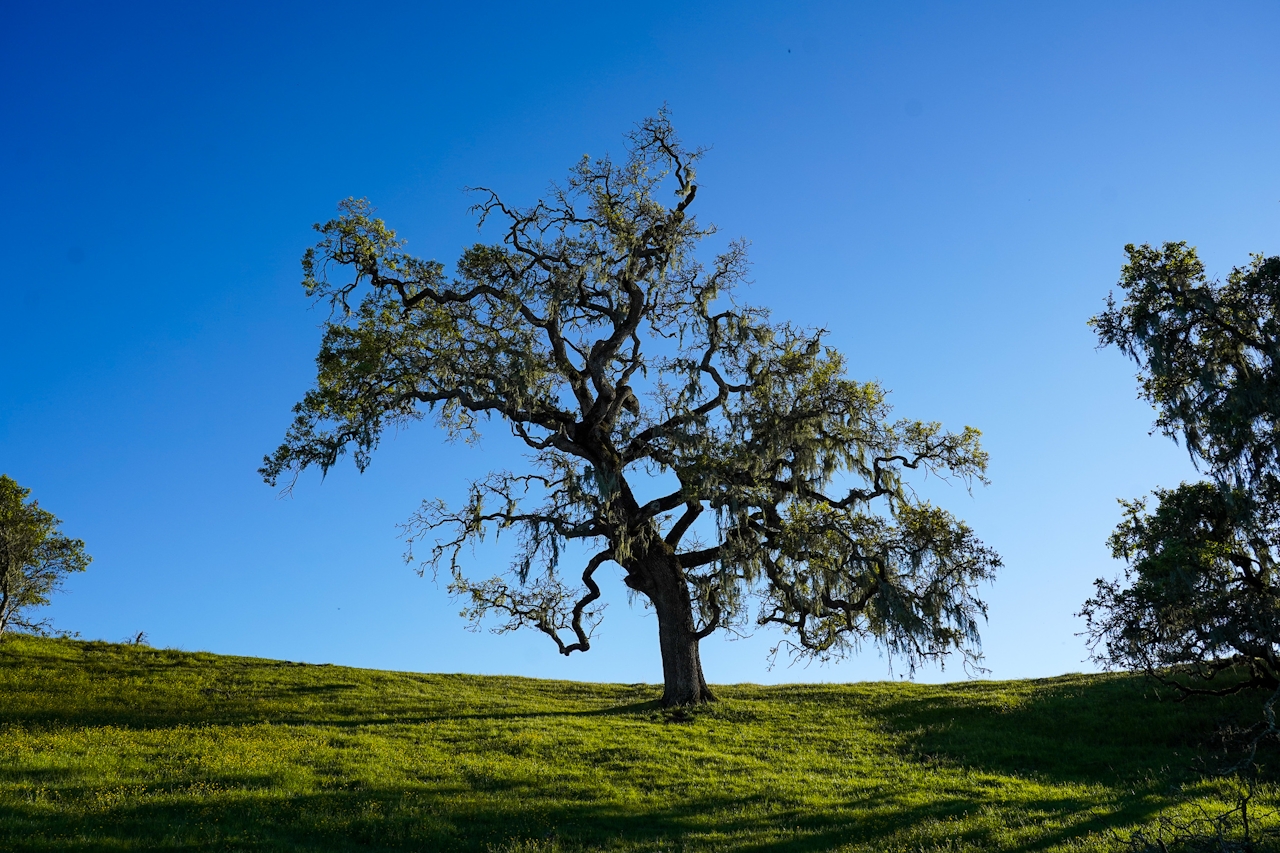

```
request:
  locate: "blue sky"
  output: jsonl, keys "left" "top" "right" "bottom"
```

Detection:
{"left": 3, "top": 1, "right": 1278, "bottom": 685}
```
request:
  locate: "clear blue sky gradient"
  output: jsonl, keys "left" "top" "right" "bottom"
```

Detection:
{"left": 3, "top": 1, "right": 1278, "bottom": 685}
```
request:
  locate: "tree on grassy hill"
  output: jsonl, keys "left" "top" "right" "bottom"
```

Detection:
{"left": 0, "top": 475, "right": 91, "bottom": 639}
{"left": 1083, "top": 243, "right": 1280, "bottom": 694}
{"left": 262, "top": 112, "right": 1000, "bottom": 705}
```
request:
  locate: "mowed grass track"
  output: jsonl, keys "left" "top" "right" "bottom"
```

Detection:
{"left": 0, "top": 637, "right": 1275, "bottom": 852}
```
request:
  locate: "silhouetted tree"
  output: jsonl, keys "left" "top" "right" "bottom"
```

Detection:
{"left": 263, "top": 112, "right": 1000, "bottom": 705}
{"left": 1084, "top": 243, "right": 1280, "bottom": 694}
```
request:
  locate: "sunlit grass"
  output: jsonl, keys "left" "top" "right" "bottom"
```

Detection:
{"left": 0, "top": 635, "right": 1274, "bottom": 851}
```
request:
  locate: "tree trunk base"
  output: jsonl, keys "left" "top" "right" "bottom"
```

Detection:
{"left": 656, "top": 623, "right": 715, "bottom": 707}
{"left": 661, "top": 682, "right": 716, "bottom": 707}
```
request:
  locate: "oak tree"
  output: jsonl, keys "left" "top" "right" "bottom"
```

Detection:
{"left": 1084, "top": 243, "right": 1280, "bottom": 693}
{"left": 262, "top": 113, "right": 1000, "bottom": 705}
{"left": 0, "top": 475, "right": 91, "bottom": 639}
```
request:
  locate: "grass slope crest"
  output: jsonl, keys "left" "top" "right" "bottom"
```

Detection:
{"left": 0, "top": 636, "right": 1275, "bottom": 852}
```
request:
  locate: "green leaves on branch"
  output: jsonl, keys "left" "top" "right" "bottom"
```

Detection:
{"left": 1082, "top": 480, "right": 1280, "bottom": 691}
{"left": 1092, "top": 243, "right": 1280, "bottom": 487}
{"left": 0, "top": 475, "right": 91, "bottom": 639}
{"left": 760, "top": 501, "right": 997, "bottom": 670}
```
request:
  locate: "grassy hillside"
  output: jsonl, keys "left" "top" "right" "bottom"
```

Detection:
{"left": 0, "top": 636, "right": 1275, "bottom": 852}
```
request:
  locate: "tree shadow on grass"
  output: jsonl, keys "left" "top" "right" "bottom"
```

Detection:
{"left": 857, "top": 673, "right": 1269, "bottom": 787}
{"left": 0, "top": 779, "right": 1173, "bottom": 853}
{"left": 0, "top": 767, "right": 85, "bottom": 786}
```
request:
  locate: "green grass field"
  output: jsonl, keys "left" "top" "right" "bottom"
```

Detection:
{"left": 1, "top": 636, "right": 1275, "bottom": 852}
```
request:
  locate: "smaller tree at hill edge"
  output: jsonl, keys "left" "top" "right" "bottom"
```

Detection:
{"left": 263, "top": 112, "right": 1001, "bottom": 705}
{"left": 0, "top": 475, "right": 91, "bottom": 639}
{"left": 1083, "top": 243, "right": 1280, "bottom": 694}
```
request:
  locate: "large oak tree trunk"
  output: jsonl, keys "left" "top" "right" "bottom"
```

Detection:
{"left": 644, "top": 553, "right": 715, "bottom": 706}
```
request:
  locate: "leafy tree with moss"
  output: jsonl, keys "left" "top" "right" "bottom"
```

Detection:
{"left": 0, "top": 475, "right": 91, "bottom": 638}
{"left": 1083, "top": 243, "right": 1280, "bottom": 693}
{"left": 262, "top": 113, "right": 1000, "bottom": 705}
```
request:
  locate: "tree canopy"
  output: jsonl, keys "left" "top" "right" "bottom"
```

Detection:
{"left": 0, "top": 475, "right": 91, "bottom": 639}
{"left": 263, "top": 113, "right": 1000, "bottom": 705}
{"left": 1083, "top": 243, "right": 1280, "bottom": 693}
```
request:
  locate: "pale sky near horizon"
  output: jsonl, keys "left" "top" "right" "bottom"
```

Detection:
{"left": 3, "top": 1, "right": 1278, "bottom": 685}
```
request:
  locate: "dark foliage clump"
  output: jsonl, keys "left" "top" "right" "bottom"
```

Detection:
{"left": 1084, "top": 244, "right": 1280, "bottom": 695}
